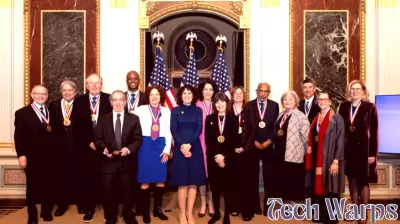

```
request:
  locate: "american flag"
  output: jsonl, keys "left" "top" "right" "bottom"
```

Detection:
{"left": 181, "top": 49, "right": 199, "bottom": 87}
{"left": 149, "top": 45, "right": 177, "bottom": 109}
{"left": 211, "top": 47, "right": 231, "bottom": 97}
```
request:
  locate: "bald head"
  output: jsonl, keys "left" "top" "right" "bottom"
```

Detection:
{"left": 256, "top": 82, "right": 271, "bottom": 101}
{"left": 126, "top": 70, "right": 140, "bottom": 91}
{"left": 86, "top": 73, "right": 102, "bottom": 95}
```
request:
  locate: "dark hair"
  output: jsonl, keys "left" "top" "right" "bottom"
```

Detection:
{"left": 176, "top": 85, "right": 198, "bottom": 105}
{"left": 317, "top": 91, "right": 330, "bottom": 99}
{"left": 301, "top": 77, "right": 316, "bottom": 88}
{"left": 212, "top": 92, "right": 231, "bottom": 114}
{"left": 144, "top": 85, "right": 166, "bottom": 105}
{"left": 198, "top": 79, "right": 218, "bottom": 101}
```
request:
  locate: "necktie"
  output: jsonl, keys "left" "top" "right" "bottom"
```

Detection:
{"left": 115, "top": 113, "right": 122, "bottom": 149}
{"left": 40, "top": 106, "right": 47, "bottom": 119}
{"left": 259, "top": 102, "right": 265, "bottom": 114}
{"left": 66, "top": 103, "right": 71, "bottom": 113}
{"left": 306, "top": 101, "right": 310, "bottom": 113}
{"left": 91, "top": 96, "right": 97, "bottom": 109}
{"left": 130, "top": 93, "right": 136, "bottom": 105}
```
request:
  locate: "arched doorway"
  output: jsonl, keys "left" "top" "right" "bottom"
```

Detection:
{"left": 139, "top": 1, "right": 250, "bottom": 100}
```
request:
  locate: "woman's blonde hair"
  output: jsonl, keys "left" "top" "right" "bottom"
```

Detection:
{"left": 280, "top": 90, "right": 300, "bottom": 107}
{"left": 230, "top": 86, "right": 246, "bottom": 105}
{"left": 347, "top": 80, "right": 370, "bottom": 102}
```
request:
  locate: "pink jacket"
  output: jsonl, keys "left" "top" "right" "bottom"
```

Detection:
{"left": 196, "top": 100, "right": 212, "bottom": 177}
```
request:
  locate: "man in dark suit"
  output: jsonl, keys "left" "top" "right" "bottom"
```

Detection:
{"left": 14, "top": 85, "right": 55, "bottom": 224}
{"left": 243, "top": 82, "right": 279, "bottom": 220}
{"left": 125, "top": 71, "right": 146, "bottom": 114}
{"left": 299, "top": 77, "right": 320, "bottom": 123}
{"left": 48, "top": 80, "right": 78, "bottom": 217}
{"left": 74, "top": 74, "right": 112, "bottom": 222}
{"left": 95, "top": 90, "right": 142, "bottom": 224}
{"left": 299, "top": 77, "right": 320, "bottom": 221}
{"left": 124, "top": 70, "right": 146, "bottom": 216}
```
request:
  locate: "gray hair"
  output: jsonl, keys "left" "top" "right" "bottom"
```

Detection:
{"left": 59, "top": 80, "right": 77, "bottom": 92}
{"left": 109, "top": 90, "right": 127, "bottom": 102}
{"left": 280, "top": 90, "right": 300, "bottom": 107}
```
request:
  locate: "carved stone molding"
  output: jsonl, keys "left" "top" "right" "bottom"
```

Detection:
{"left": 146, "top": 1, "right": 160, "bottom": 15}
{"left": 230, "top": 1, "right": 243, "bottom": 15}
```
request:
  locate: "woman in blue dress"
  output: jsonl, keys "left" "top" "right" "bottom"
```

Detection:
{"left": 135, "top": 86, "right": 171, "bottom": 223}
{"left": 170, "top": 85, "right": 206, "bottom": 224}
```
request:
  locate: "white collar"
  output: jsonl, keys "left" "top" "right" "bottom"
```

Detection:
{"left": 113, "top": 111, "right": 124, "bottom": 118}
{"left": 33, "top": 102, "right": 45, "bottom": 109}
{"left": 128, "top": 90, "right": 139, "bottom": 96}
{"left": 89, "top": 93, "right": 100, "bottom": 99}
{"left": 63, "top": 99, "right": 74, "bottom": 104}
{"left": 306, "top": 95, "right": 315, "bottom": 104}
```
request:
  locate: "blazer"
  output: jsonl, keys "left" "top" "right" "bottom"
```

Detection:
{"left": 48, "top": 99, "right": 78, "bottom": 147}
{"left": 95, "top": 112, "right": 142, "bottom": 173}
{"left": 124, "top": 90, "right": 147, "bottom": 113}
{"left": 205, "top": 114, "right": 241, "bottom": 169}
{"left": 135, "top": 105, "right": 172, "bottom": 154}
{"left": 244, "top": 99, "right": 279, "bottom": 144}
{"left": 299, "top": 97, "right": 320, "bottom": 123}
{"left": 74, "top": 92, "right": 112, "bottom": 152}
{"left": 275, "top": 109, "right": 310, "bottom": 163}
{"left": 14, "top": 105, "right": 55, "bottom": 163}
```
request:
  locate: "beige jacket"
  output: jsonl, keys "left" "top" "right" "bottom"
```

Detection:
{"left": 276, "top": 109, "right": 310, "bottom": 163}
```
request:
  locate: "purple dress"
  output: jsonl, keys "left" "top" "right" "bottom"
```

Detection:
{"left": 196, "top": 100, "right": 212, "bottom": 177}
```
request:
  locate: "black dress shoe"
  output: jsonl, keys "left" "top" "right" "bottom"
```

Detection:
{"left": 83, "top": 210, "right": 95, "bottom": 223}
{"left": 124, "top": 217, "right": 139, "bottom": 224}
{"left": 142, "top": 212, "right": 151, "bottom": 224}
{"left": 242, "top": 215, "right": 252, "bottom": 221}
{"left": 153, "top": 206, "right": 169, "bottom": 220}
{"left": 263, "top": 204, "right": 270, "bottom": 216}
{"left": 208, "top": 213, "right": 221, "bottom": 224}
{"left": 41, "top": 213, "right": 53, "bottom": 222}
{"left": 105, "top": 220, "right": 117, "bottom": 224}
{"left": 27, "top": 218, "right": 38, "bottom": 224}
{"left": 198, "top": 212, "right": 206, "bottom": 218}
{"left": 54, "top": 206, "right": 68, "bottom": 217}
{"left": 230, "top": 212, "right": 239, "bottom": 216}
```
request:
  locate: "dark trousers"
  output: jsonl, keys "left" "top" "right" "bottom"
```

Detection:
{"left": 314, "top": 192, "right": 340, "bottom": 224}
{"left": 25, "top": 167, "right": 53, "bottom": 219}
{"left": 77, "top": 152, "right": 102, "bottom": 212}
{"left": 57, "top": 158, "right": 79, "bottom": 207}
{"left": 239, "top": 150, "right": 260, "bottom": 216}
{"left": 230, "top": 152, "right": 244, "bottom": 213}
{"left": 102, "top": 169, "right": 133, "bottom": 221}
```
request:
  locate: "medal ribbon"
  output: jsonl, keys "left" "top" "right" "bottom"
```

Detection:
{"left": 233, "top": 104, "right": 242, "bottom": 126}
{"left": 317, "top": 109, "right": 330, "bottom": 132}
{"left": 148, "top": 105, "right": 161, "bottom": 124}
{"left": 257, "top": 99, "right": 267, "bottom": 121}
{"left": 62, "top": 99, "right": 73, "bottom": 120}
{"left": 218, "top": 115, "right": 226, "bottom": 136}
{"left": 279, "top": 113, "right": 289, "bottom": 129}
{"left": 202, "top": 101, "right": 213, "bottom": 115}
{"left": 128, "top": 92, "right": 139, "bottom": 111}
{"left": 89, "top": 95, "right": 100, "bottom": 115}
{"left": 349, "top": 101, "right": 361, "bottom": 126}
{"left": 31, "top": 104, "right": 50, "bottom": 125}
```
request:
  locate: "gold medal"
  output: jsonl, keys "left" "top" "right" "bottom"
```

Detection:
{"left": 349, "top": 125, "right": 355, "bottom": 132}
{"left": 46, "top": 125, "right": 52, "bottom": 132}
{"left": 91, "top": 114, "right": 97, "bottom": 121}
{"left": 152, "top": 124, "right": 160, "bottom": 132}
{"left": 217, "top": 135, "right": 225, "bottom": 143}
{"left": 238, "top": 127, "right": 243, "bottom": 134}
{"left": 259, "top": 121, "right": 266, "bottom": 128}
{"left": 277, "top": 129, "right": 284, "bottom": 136}
{"left": 64, "top": 119, "right": 71, "bottom": 126}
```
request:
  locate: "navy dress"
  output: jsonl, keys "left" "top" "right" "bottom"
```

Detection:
{"left": 170, "top": 104, "right": 206, "bottom": 186}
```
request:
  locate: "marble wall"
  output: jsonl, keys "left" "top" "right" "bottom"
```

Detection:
{"left": 42, "top": 12, "right": 85, "bottom": 102}
{"left": 29, "top": 0, "right": 98, "bottom": 103}
{"left": 305, "top": 11, "right": 348, "bottom": 109}
{"left": 290, "top": 0, "right": 362, "bottom": 103}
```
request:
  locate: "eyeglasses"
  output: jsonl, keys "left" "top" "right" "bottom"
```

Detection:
{"left": 32, "top": 92, "right": 48, "bottom": 96}
{"left": 350, "top": 88, "right": 363, "bottom": 92}
{"left": 317, "top": 98, "right": 330, "bottom": 102}
{"left": 87, "top": 82, "right": 102, "bottom": 86}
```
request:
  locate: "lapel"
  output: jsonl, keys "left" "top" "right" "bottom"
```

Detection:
{"left": 121, "top": 113, "right": 130, "bottom": 143}
{"left": 107, "top": 113, "right": 117, "bottom": 144}
{"left": 84, "top": 93, "right": 92, "bottom": 114}
{"left": 27, "top": 105, "right": 46, "bottom": 130}
{"left": 99, "top": 92, "right": 108, "bottom": 116}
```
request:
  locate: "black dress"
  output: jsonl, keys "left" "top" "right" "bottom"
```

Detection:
{"left": 274, "top": 115, "right": 304, "bottom": 202}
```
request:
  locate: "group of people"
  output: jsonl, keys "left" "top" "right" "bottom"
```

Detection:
{"left": 14, "top": 70, "right": 379, "bottom": 224}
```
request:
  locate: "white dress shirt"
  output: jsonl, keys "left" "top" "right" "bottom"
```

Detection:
{"left": 112, "top": 110, "right": 124, "bottom": 133}
{"left": 89, "top": 94, "right": 100, "bottom": 120}
{"left": 32, "top": 102, "right": 48, "bottom": 121}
